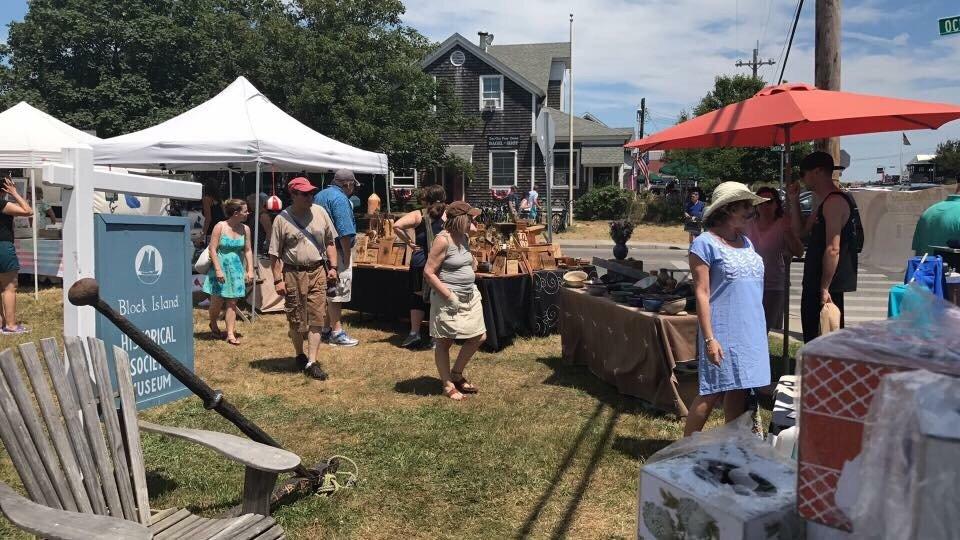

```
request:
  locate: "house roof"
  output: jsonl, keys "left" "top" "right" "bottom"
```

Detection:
{"left": 581, "top": 147, "right": 627, "bottom": 166}
{"left": 486, "top": 42, "right": 569, "bottom": 96}
{"left": 542, "top": 107, "right": 633, "bottom": 141}
{"left": 420, "top": 33, "right": 545, "bottom": 97}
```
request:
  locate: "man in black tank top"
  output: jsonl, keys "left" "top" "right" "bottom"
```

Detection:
{"left": 788, "top": 152, "right": 859, "bottom": 343}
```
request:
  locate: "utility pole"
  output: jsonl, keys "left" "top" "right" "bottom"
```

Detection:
{"left": 638, "top": 98, "right": 646, "bottom": 139}
{"left": 735, "top": 41, "right": 775, "bottom": 79}
{"left": 815, "top": 0, "right": 841, "bottom": 181}
{"left": 568, "top": 13, "right": 574, "bottom": 227}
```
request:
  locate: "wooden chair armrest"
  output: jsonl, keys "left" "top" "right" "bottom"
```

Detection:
{"left": 139, "top": 420, "right": 301, "bottom": 473}
{"left": 0, "top": 482, "right": 150, "bottom": 540}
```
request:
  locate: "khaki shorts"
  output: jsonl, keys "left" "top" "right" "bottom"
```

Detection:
{"left": 283, "top": 266, "right": 327, "bottom": 333}
{"left": 430, "top": 285, "right": 486, "bottom": 340}
{"left": 329, "top": 258, "right": 352, "bottom": 303}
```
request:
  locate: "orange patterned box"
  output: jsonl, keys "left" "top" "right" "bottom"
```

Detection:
{"left": 798, "top": 315, "right": 960, "bottom": 532}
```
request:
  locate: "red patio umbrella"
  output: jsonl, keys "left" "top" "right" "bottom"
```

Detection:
{"left": 625, "top": 82, "right": 960, "bottom": 363}
{"left": 626, "top": 82, "right": 960, "bottom": 151}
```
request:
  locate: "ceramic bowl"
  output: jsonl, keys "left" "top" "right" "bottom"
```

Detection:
{"left": 634, "top": 275, "right": 658, "bottom": 290}
{"left": 659, "top": 298, "right": 687, "bottom": 315}
{"left": 643, "top": 298, "right": 664, "bottom": 312}
{"left": 585, "top": 284, "right": 607, "bottom": 296}
{"left": 563, "top": 270, "right": 589, "bottom": 288}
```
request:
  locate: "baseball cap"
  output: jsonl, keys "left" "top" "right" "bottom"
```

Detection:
{"left": 287, "top": 177, "right": 317, "bottom": 193}
{"left": 446, "top": 201, "right": 481, "bottom": 218}
{"left": 334, "top": 169, "right": 358, "bottom": 184}
{"left": 799, "top": 151, "right": 835, "bottom": 173}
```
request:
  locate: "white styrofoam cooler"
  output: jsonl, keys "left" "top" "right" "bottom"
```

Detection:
{"left": 638, "top": 442, "right": 802, "bottom": 539}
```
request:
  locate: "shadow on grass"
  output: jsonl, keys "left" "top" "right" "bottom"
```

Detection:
{"left": 516, "top": 402, "right": 623, "bottom": 539}
{"left": 394, "top": 376, "right": 443, "bottom": 396}
{"left": 145, "top": 470, "right": 179, "bottom": 498}
{"left": 611, "top": 436, "right": 673, "bottom": 462}
{"left": 249, "top": 356, "right": 301, "bottom": 374}
{"left": 536, "top": 356, "right": 666, "bottom": 416}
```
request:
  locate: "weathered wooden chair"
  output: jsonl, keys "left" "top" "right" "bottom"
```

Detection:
{"left": 0, "top": 337, "right": 301, "bottom": 539}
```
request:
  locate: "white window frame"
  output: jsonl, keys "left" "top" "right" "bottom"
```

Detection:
{"left": 488, "top": 150, "right": 517, "bottom": 188}
{"left": 431, "top": 75, "right": 437, "bottom": 113}
{"left": 479, "top": 75, "right": 504, "bottom": 111}
{"left": 391, "top": 169, "right": 418, "bottom": 188}
{"left": 551, "top": 149, "right": 580, "bottom": 189}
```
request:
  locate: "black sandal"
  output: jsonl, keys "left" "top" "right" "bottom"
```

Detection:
{"left": 451, "top": 371, "right": 478, "bottom": 394}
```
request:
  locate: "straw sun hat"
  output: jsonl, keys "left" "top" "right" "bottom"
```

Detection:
{"left": 702, "top": 181, "right": 769, "bottom": 221}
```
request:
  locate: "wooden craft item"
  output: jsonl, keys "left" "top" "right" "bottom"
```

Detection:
{"left": 353, "top": 234, "right": 369, "bottom": 263}
{"left": 506, "top": 259, "right": 520, "bottom": 275}
{"left": 376, "top": 242, "right": 394, "bottom": 265}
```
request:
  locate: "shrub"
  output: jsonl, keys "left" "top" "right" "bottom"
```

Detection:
{"left": 573, "top": 186, "right": 634, "bottom": 220}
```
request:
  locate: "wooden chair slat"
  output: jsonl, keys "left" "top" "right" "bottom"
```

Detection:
{"left": 149, "top": 507, "right": 193, "bottom": 533}
{"left": 112, "top": 345, "right": 151, "bottom": 524}
{"left": 18, "top": 342, "right": 93, "bottom": 514}
{"left": 170, "top": 515, "right": 215, "bottom": 538}
{"left": 39, "top": 337, "right": 108, "bottom": 514}
{"left": 86, "top": 337, "right": 138, "bottom": 521}
{"left": 0, "top": 388, "right": 48, "bottom": 504}
{"left": 149, "top": 507, "right": 180, "bottom": 524}
{"left": 208, "top": 514, "right": 261, "bottom": 540}
{"left": 0, "top": 351, "right": 62, "bottom": 508}
{"left": 63, "top": 337, "right": 125, "bottom": 518}
{"left": 231, "top": 515, "right": 277, "bottom": 540}
{"left": 185, "top": 517, "right": 237, "bottom": 539}
{"left": 256, "top": 524, "right": 285, "bottom": 540}
{"left": 155, "top": 513, "right": 206, "bottom": 540}
{"left": 0, "top": 347, "right": 78, "bottom": 512}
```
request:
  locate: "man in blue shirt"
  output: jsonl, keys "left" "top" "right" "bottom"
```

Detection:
{"left": 314, "top": 169, "right": 360, "bottom": 346}
{"left": 683, "top": 188, "right": 706, "bottom": 244}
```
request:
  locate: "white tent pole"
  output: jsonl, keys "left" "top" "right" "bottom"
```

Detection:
{"left": 252, "top": 162, "right": 261, "bottom": 321}
{"left": 29, "top": 167, "right": 38, "bottom": 299}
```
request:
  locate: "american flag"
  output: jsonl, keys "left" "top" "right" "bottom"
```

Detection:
{"left": 635, "top": 152, "right": 651, "bottom": 189}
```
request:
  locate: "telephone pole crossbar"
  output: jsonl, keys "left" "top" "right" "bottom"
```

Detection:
{"left": 735, "top": 41, "right": 776, "bottom": 79}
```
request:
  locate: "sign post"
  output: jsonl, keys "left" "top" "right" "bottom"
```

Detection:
{"left": 43, "top": 146, "right": 201, "bottom": 409}
{"left": 939, "top": 15, "right": 960, "bottom": 36}
{"left": 535, "top": 110, "right": 556, "bottom": 242}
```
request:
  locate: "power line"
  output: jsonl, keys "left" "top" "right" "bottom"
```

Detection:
{"left": 759, "top": 0, "right": 775, "bottom": 49}
{"left": 778, "top": 0, "right": 805, "bottom": 84}
{"left": 770, "top": 0, "right": 801, "bottom": 82}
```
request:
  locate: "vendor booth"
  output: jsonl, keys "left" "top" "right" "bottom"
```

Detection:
{"left": 0, "top": 102, "right": 102, "bottom": 296}
{"left": 94, "top": 76, "right": 389, "bottom": 313}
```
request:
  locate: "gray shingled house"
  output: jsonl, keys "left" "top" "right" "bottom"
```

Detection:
{"left": 403, "top": 32, "right": 633, "bottom": 207}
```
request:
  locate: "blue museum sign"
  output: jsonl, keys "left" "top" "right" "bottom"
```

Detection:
{"left": 94, "top": 215, "right": 194, "bottom": 409}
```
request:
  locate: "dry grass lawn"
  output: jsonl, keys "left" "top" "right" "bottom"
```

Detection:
{"left": 0, "top": 285, "right": 720, "bottom": 539}
{"left": 556, "top": 220, "right": 689, "bottom": 245}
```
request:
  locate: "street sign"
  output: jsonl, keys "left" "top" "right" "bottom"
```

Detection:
{"left": 535, "top": 110, "right": 556, "bottom": 156}
{"left": 535, "top": 110, "right": 556, "bottom": 242}
{"left": 95, "top": 215, "right": 194, "bottom": 409}
{"left": 939, "top": 15, "right": 960, "bottom": 36}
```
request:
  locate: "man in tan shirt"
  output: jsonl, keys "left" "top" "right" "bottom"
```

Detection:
{"left": 268, "top": 177, "right": 339, "bottom": 380}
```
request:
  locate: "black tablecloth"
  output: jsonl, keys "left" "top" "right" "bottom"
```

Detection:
{"left": 346, "top": 265, "right": 594, "bottom": 351}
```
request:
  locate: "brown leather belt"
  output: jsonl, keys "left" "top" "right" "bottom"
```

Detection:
{"left": 283, "top": 262, "right": 323, "bottom": 272}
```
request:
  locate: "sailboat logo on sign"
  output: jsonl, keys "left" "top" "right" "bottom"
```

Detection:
{"left": 135, "top": 245, "right": 164, "bottom": 285}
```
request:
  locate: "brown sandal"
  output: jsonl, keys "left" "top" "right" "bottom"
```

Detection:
{"left": 442, "top": 383, "right": 465, "bottom": 401}
{"left": 451, "top": 372, "right": 478, "bottom": 394}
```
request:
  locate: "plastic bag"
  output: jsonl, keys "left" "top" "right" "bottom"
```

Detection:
{"left": 848, "top": 370, "right": 960, "bottom": 540}
{"left": 802, "top": 283, "right": 960, "bottom": 372}
{"left": 648, "top": 412, "right": 792, "bottom": 467}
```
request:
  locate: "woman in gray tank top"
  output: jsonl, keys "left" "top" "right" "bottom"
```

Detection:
{"left": 424, "top": 201, "right": 487, "bottom": 401}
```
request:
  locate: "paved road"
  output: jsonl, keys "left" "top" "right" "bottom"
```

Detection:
{"left": 562, "top": 245, "right": 897, "bottom": 327}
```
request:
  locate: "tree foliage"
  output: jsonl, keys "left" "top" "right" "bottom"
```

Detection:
{"left": 662, "top": 74, "right": 811, "bottom": 186}
{"left": 933, "top": 139, "right": 960, "bottom": 181}
{"left": 0, "top": 0, "right": 467, "bottom": 170}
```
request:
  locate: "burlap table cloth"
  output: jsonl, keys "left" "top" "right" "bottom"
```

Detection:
{"left": 560, "top": 287, "right": 699, "bottom": 416}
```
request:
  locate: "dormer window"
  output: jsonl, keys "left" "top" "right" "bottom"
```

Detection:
{"left": 479, "top": 75, "right": 503, "bottom": 111}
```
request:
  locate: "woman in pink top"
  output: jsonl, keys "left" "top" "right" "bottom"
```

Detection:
{"left": 748, "top": 186, "right": 804, "bottom": 331}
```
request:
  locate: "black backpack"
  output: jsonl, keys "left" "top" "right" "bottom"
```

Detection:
{"left": 831, "top": 192, "right": 865, "bottom": 254}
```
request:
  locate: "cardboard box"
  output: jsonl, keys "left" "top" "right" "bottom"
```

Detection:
{"left": 798, "top": 319, "right": 960, "bottom": 531}
{"left": 639, "top": 442, "right": 802, "bottom": 539}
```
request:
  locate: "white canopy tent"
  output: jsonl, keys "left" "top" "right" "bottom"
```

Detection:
{"left": 0, "top": 102, "right": 102, "bottom": 298}
{"left": 95, "top": 76, "right": 390, "bottom": 313}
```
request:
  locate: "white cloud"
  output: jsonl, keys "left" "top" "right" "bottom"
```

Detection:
{"left": 403, "top": 0, "right": 960, "bottom": 181}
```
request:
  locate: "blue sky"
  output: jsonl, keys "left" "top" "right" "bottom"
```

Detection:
{"left": 3, "top": 0, "right": 960, "bottom": 181}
